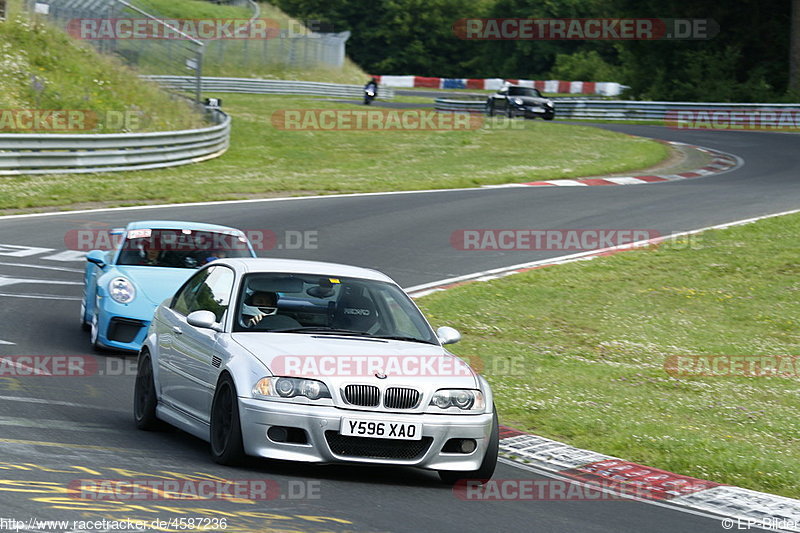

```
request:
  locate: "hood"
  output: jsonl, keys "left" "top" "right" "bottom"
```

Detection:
{"left": 512, "top": 95, "right": 550, "bottom": 106}
{"left": 114, "top": 266, "right": 195, "bottom": 306}
{"left": 231, "top": 332, "right": 479, "bottom": 389}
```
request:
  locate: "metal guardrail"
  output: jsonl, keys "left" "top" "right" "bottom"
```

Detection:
{"left": 145, "top": 76, "right": 396, "bottom": 99}
{"left": 435, "top": 98, "right": 800, "bottom": 122}
{"left": 0, "top": 109, "right": 230, "bottom": 175}
{"left": 2, "top": 77, "right": 401, "bottom": 176}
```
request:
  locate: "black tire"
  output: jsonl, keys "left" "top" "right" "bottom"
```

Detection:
{"left": 364, "top": 97, "right": 372, "bottom": 105}
{"left": 438, "top": 408, "right": 499, "bottom": 485}
{"left": 89, "top": 311, "right": 106, "bottom": 352}
{"left": 134, "top": 352, "right": 162, "bottom": 430}
{"left": 210, "top": 374, "right": 246, "bottom": 465}
{"left": 80, "top": 300, "right": 90, "bottom": 331}
{"left": 543, "top": 112, "right": 555, "bottom": 121}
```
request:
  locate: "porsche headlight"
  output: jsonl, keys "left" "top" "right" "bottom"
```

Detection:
{"left": 253, "top": 377, "right": 331, "bottom": 401}
{"left": 513, "top": 98, "right": 524, "bottom": 106}
{"left": 428, "top": 389, "right": 485, "bottom": 412}
{"left": 108, "top": 277, "right": 135, "bottom": 304}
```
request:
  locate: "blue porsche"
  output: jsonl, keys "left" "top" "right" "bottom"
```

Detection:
{"left": 81, "top": 221, "right": 256, "bottom": 352}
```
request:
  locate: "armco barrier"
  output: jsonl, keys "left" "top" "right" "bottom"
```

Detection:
{"left": 1, "top": 78, "right": 398, "bottom": 176}
{"left": 0, "top": 109, "right": 230, "bottom": 175}
{"left": 435, "top": 97, "right": 800, "bottom": 123}
{"left": 144, "top": 76, "right": 396, "bottom": 99}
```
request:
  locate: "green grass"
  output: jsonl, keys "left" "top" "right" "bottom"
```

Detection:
{"left": 133, "top": 0, "right": 252, "bottom": 19}
{"left": 417, "top": 215, "right": 800, "bottom": 498}
{"left": 0, "top": 7, "right": 203, "bottom": 133}
{"left": 0, "top": 94, "right": 667, "bottom": 212}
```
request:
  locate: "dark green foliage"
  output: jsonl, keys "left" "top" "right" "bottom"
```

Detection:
{"left": 272, "top": 0, "right": 795, "bottom": 101}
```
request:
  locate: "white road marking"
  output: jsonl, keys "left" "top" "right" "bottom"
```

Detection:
{"left": 0, "top": 293, "right": 81, "bottom": 301}
{"left": 41, "top": 250, "right": 86, "bottom": 262}
{"left": 0, "top": 275, "right": 82, "bottom": 288}
{"left": 0, "top": 244, "right": 55, "bottom": 257}
{"left": 0, "top": 339, "right": 14, "bottom": 345}
{"left": 0, "top": 357, "right": 51, "bottom": 375}
{"left": 0, "top": 261, "right": 84, "bottom": 273}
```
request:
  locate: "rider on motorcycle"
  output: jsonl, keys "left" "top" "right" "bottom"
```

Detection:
{"left": 364, "top": 77, "right": 378, "bottom": 104}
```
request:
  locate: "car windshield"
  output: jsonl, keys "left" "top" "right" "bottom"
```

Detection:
{"left": 507, "top": 87, "right": 542, "bottom": 97}
{"left": 233, "top": 272, "right": 438, "bottom": 344}
{"left": 116, "top": 228, "right": 252, "bottom": 269}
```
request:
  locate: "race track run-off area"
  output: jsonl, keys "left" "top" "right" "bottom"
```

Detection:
{"left": 1, "top": 124, "right": 800, "bottom": 533}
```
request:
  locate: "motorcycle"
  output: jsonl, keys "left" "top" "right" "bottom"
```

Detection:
{"left": 363, "top": 86, "right": 376, "bottom": 105}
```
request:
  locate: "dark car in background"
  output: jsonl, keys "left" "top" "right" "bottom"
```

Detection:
{"left": 486, "top": 85, "right": 555, "bottom": 120}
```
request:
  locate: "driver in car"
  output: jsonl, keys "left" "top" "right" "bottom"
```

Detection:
{"left": 242, "top": 291, "right": 301, "bottom": 330}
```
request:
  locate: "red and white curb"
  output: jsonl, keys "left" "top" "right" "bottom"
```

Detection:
{"left": 406, "top": 208, "right": 800, "bottom": 528}
{"left": 483, "top": 142, "right": 743, "bottom": 188}
{"left": 497, "top": 430, "right": 800, "bottom": 529}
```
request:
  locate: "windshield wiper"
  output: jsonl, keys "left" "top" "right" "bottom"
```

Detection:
{"left": 268, "top": 327, "right": 436, "bottom": 344}
{"left": 365, "top": 335, "right": 437, "bottom": 345}
{"left": 270, "top": 326, "right": 368, "bottom": 336}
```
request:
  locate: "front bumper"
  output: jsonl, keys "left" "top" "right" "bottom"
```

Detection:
{"left": 519, "top": 106, "right": 553, "bottom": 118}
{"left": 96, "top": 301, "right": 157, "bottom": 351}
{"left": 239, "top": 397, "right": 494, "bottom": 471}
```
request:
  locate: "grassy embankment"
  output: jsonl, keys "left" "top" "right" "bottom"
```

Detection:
{"left": 418, "top": 214, "right": 800, "bottom": 498}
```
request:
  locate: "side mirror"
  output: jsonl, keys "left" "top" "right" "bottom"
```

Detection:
{"left": 187, "top": 310, "right": 222, "bottom": 332}
{"left": 86, "top": 249, "right": 106, "bottom": 269}
{"left": 436, "top": 326, "right": 461, "bottom": 345}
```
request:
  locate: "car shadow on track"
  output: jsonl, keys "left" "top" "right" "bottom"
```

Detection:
{"left": 149, "top": 426, "right": 450, "bottom": 488}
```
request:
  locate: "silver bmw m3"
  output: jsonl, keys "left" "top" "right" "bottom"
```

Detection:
{"left": 134, "top": 258, "right": 498, "bottom": 484}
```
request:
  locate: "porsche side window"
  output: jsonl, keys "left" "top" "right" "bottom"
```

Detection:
{"left": 172, "top": 269, "right": 212, "bottom": 316}
{"left": 192, "top": 266, "right": 235, "bottom": 322}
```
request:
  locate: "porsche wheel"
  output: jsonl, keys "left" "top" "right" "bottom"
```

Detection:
{"left": 89, "top": 311, "right": 105, "bottom": 352}
{"left": 210, "top": 374, "right": 246, "bottom": 465}
{"left": 80, "top": 300, "right": 90, "bottom": 332}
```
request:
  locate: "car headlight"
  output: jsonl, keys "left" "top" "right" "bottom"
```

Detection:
{"left": 513, "top": 98, "right": 524, "bottom": 106}
{"left": 428, "top": 389, "right": 485, "bottom": 412}
{"left": 545, "top": 99, "right": 554, "bottom": 107}
{"left": 108, "top": 277, "right": 135, "bottom": 304}
{"left": 253, "top": 377, "right": 331, "bottom": 401}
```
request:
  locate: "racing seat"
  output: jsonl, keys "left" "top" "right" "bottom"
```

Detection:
{"left": 332, "top": 292, "right": 378, "bottom": 333}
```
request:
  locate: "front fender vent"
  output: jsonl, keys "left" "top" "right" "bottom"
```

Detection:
{"left": 211, "top": 356, "right": 222, "bottom": 368}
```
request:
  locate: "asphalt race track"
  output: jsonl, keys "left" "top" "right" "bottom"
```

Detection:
{"left": 0, "top": 124, "right": 796, "bottom": 532}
